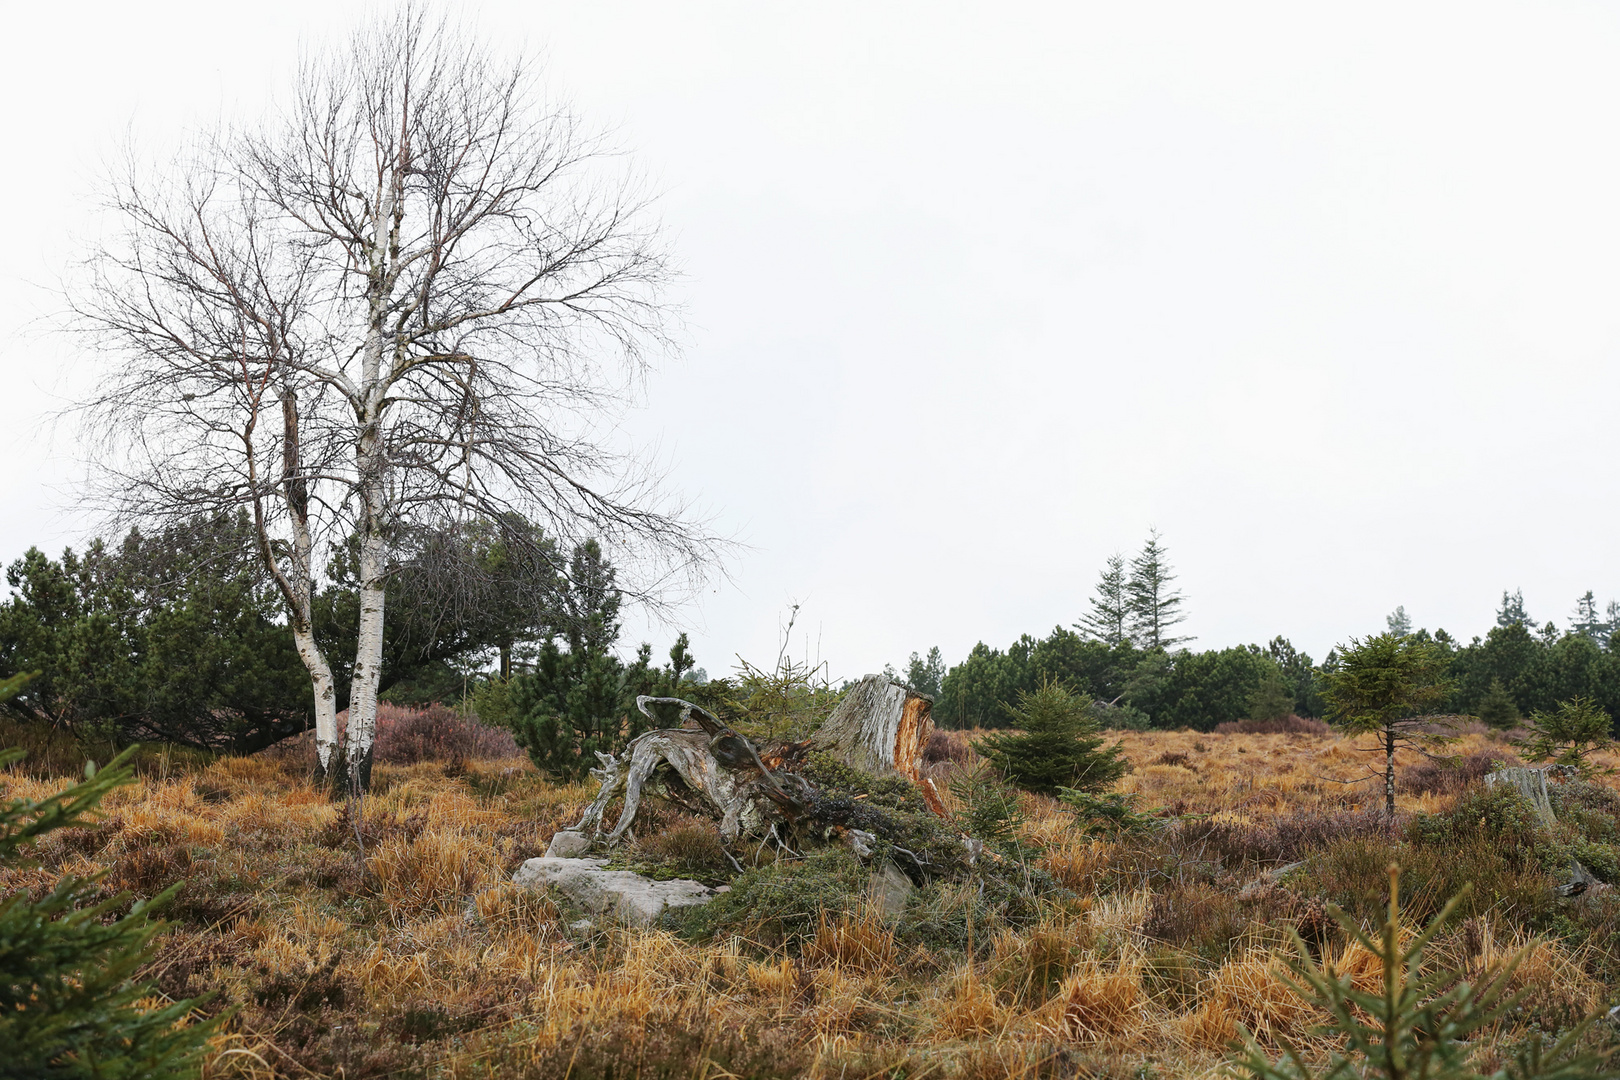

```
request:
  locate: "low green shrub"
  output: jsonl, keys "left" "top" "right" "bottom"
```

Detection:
{"left": 676, "top": 847, "right": 867, "bottom": 948}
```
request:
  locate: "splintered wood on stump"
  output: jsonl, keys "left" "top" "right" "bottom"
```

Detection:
{"left": 813, "top": 675, "right": 945, "bottom": 814}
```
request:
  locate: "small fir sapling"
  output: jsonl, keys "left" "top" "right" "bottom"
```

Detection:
{"left": 1475, "top": 677, "right": 1521, "bottom": 730}
{"left": 1524, "top": 695, "right": 1613, "bottom": 775}
{"left": 973, "top": 680, "right": 1130, "bottom": 797}
{"left": 947, "top": 760, "right": 1026, "bottom": 848}
{"left": 1227, "top": 865, "right": 1615, "bottom": 1080}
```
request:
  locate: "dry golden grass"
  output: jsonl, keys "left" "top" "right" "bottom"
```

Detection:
{"left": 7, "top": 727, "right": 1616, "bottom": 1080}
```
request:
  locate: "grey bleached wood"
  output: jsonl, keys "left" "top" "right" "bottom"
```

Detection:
{"left": 569, "top": 696, "right": 809, "bottom": 846}
{"left": 812, "top": 674, "right": 945, "bottom": 814}
{"left": 1484, "top": 765, "right": 1557, "bottom": 828}
{"left": 813, "top": 675, "right": 934, "bottom": 780}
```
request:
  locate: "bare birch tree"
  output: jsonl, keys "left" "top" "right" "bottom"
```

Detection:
{"left": 69, "top": 7, "right": 712, "bottom": 796}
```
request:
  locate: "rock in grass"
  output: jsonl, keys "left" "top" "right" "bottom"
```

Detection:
{"left": 512, "top": 857, "right": 722, "bottom": 926}
{"left": 869, "top": 859, "right": 913, "bottom": 921}
{"left": 544, "top": 829, "right": 593, "bottom": 858}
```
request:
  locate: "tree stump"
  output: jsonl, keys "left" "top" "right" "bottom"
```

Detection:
{"left": 812, "top": 675, "right": 944, "bottom": 814}
{"left": 1484, "top": 766, "right": 1557, "bottom": 828}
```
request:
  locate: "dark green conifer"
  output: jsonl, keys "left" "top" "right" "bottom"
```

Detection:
{"left": 0, "top": 676, "right": 217, "bottom": 1076}
{"left": 974, "top": 680, "right": 1129, "bottom": 797}
{"left": 1475, "top": 677, "right": 1520, "bottom": 730}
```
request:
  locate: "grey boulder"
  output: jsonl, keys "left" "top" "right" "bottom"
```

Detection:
{"left": 544, "top": 830, "right": 593, "bottom": 858}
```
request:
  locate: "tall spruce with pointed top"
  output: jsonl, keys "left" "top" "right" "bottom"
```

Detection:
{"left": 1571, "top": 590, "right": 1611, "bottom": 645}
{"left": 1077, "top": 553, "right": 1131, "bottom": 647}
{"left": 1497, "top": 587, "right": 1531, "bottom": 628}
{"left": 974, "top": 679, "right": 1129, "bottom": 797}
{"left": 1126, "top": 529, "right": 1191, "bottom": 650}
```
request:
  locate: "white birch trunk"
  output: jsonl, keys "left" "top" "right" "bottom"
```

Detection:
{"left": 346, "top": 521, "right": 387, "bottom": 795}
{"left": 261, "top": 389, "right": 342, "bottom": 776}
{"left": 293, "top": 621, "right": 341, "bottom": 771}
{"left": 341, "top": 180, "right": 398, "bottom": 797}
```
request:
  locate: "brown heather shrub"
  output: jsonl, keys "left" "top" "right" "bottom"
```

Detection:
{"left": 1400, "top": 750, "right": 1511, "bottom": 796}
{"left": 253, "top": 704, "right": 521, "bottom": 773}
{"left": 1213, "top": 715, "right": 1330, "bottom": 736}
{"left": 1140, "top": 882, "right": 1255, "bottom": 958}
{"left": 372, "top": 703, "right": 520, "bottom": 764}
{"left": 1167, "top": 807, "right": 1393, "bottom": 868}
{"left": 924, "top": 727, "right": 973, "bottom": 765}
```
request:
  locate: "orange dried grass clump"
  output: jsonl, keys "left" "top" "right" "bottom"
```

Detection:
{"left": 368, "top": 825, "right": 501, "bottom": 919}
{"left": 1057, "top": 956, "right": 1145, "bottom": 1041}
{"left": 805, "top": 906, "right": 899, "bottom": 973}
{"left": 1179, "top": 950, "right": 1322, "bottom": 1049}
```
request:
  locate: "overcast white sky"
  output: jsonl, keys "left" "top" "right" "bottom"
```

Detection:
{"left": 3, "top": 1, "right": 1618, "bottom": 679}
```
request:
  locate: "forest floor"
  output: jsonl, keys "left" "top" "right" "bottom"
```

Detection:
{"left": 5, "top": 718, "right": 1620, "bottom": 1080}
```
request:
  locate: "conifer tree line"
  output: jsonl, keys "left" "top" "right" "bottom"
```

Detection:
{"left": 7, "top": 512, "right": 1620, "bottom": 750}
{"left": 899, "top": 533, "right": 1620, "bottom": 732}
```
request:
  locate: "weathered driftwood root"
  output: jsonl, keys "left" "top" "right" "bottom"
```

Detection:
{"left": 569, "top": 696, "right": 817, "bottom": 846}
{"left": 568, "top": 686, "right": 950, "bottom": 856}
{"left": 572, "top": 729, "right": 778, "bottom": 845}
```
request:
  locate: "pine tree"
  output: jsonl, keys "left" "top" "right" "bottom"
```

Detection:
{"left": 1076, "top": 553, "right": 1130, "bottom": 646}
{"left": 504, "top": 542, "right": 690, "bottom": 782}
{"left": 1496, "top": 588, "right": 1531, "bottom": 628}
{"left": 1125, "top": 529, "right": 1191, "bottom": 651}
{"left": 1247, "top": 669, "right": 1295, "bottom": 722}
{"left": 902, "top": 647, "right": 946, "bottom": 698}
{"left": 0, "top": 673, "right": 217, "bottom": 1075}
{"left": 1475, "top": 677, "right": 1521, "bottom": 730}
{"left": 974, "top": 680, "right": 1130, "bottom": 796}
{"left": 1386, "top": 605, "right": 1412, "bottom": 636}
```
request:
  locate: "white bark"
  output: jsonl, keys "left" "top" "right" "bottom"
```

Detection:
{"left": 292, "top": 622, "right": 340, "bottom": 771}
{"left": 342, "top": 175, "right": 398, "bottom": 795}
{"left": 278, "top": 390, "right": 341, "bottom": 772}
